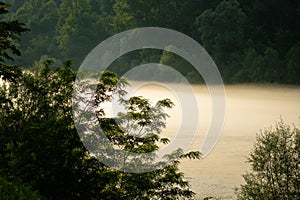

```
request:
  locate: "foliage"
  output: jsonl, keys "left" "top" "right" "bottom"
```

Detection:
{"left": 0, "top": 61, "right": 112, "bottom": 200}
{"left": 4, "top": 0, "right": 300, "bottom": 84}
{"left": 0, "top": 177, "right": 45, "bottom": 200}
{"left": 193, "top": 0, "right": 300, "bottom": 84}
{"left": 56, "top": 0, "right": 108, "bottom": 64}
{"left": 159, "top": 48, "right": 203, "bottom": 83}
{"left": 286, "top": 43, "right": 300, "bottom": 84}
{"left": 0, "top": 61, "right": 199, "bottom": 199}
{"left": 82, "top": 69, "right": 200, "bottom": 199}
{"left": 236, "top": 119, "right": 300, "bottom": 199}
{"left": 0, "top": 1, "right": 28, "bottom": 82}
{"left": 194, "top": 0, "right": 247, "bottom": 80}
{"left": 13, "top": 0, "right": 59, "bottom": 65}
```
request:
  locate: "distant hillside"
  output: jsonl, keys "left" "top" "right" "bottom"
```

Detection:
{"left": 4, "top": 0, "right": 300, "bottom": 84}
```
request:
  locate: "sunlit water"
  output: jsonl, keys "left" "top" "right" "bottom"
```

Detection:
{"left": 3, "top": 76, "right": 299, "bottom": 199}
{"left": 115, "top": 82, "right": 300, "bottom": 199}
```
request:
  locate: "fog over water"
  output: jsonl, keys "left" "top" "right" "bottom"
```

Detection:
{"left": 115, "top": 82, "right": 300, "bottom": 199}
{"left": 4, "top": 76, "right": 299, "bottom": 198}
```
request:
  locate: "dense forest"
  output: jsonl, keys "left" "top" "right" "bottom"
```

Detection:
{"left": 3, "top": 0, "right": 300, "bottom": 84}
{"left": 1, "top": 1, "right": 300, "bottom": 199}
{"left": 1, "top": 1, "right": 201, "bottom": 199}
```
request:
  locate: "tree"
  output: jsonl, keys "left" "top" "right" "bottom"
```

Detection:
{"left": 77, "top": 69, "right": 201, "bottom": 199}
{"left": 286, "top": 43, "right": 300, "bottom": 84}
{"left": 108, "top": 0, "right": 189, "bottom": 33}
{"left": 0, "top": 1, "right": 28, "bottom": 82}
{"left": 0, "top": 177, "right": 45, "bottom": 200}
{"left": 56, "top": 0, "right": 108, "bottom": 64}
{"left": 239, "top": 0, "right": 300, "bottom": 56}
{"left": 12, "top": 0, "right": 59, "bottom": 66}
{"left": 194, "top": 0, "right": 247, "bottom": 81}
{"left": 236, "top": 119, "right": 300, "bottom": 199}
{"left": 0, "top": 61, "right": 113, "bottom": 200}
{"left": 159, "top": 47, "right": 203, "bottom": 83}
{"left": 0, "top": 60, "right": 199, "bottom": 199}
{"left": 3, "top": 0, "right": 300, "bottom": 84}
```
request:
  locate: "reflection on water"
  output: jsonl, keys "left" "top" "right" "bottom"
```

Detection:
{"left": 116, "top": 82, "right": 300, "bottom": 199}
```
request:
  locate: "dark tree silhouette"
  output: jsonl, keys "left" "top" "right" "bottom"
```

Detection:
{"left": 0, "top": 1, "right": 28, "bottom": 83}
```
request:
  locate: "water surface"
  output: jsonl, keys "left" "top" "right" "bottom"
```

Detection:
{"left": 126, "top": 83, "right": 300, "bottom": 199}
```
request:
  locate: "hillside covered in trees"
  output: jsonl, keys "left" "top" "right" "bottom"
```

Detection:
{"left": 3, "top": 0, "right": 300, "bottom": 84}
{"left": 1, "top": 2, "right": 201, "bottom": 199}
{"left": 1, "top": 1, "right": 300, "bottom": 199}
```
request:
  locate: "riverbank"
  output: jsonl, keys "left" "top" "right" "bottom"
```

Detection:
{"left": 176, "top": 84, "right": 300, "bottom": 199}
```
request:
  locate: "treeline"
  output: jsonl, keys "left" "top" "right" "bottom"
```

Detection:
{"left": 4, "top": 0, "right": 300, "bottom": 84}
{"left": 0, "top": 2, "right": 201, "bottom": 199}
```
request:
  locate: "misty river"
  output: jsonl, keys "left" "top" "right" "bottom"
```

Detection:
{"left": 4, "top": 77, "right": 299, "bottom": 199}
{"left": 118, "top": 82, "right": 300, "bottom": 199}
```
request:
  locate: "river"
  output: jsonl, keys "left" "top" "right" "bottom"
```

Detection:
{"left": 4, "top": 76, "right": 299, "bottom": 199}
{"left": 121, "top": 82, "right": 300, "bottom": 199}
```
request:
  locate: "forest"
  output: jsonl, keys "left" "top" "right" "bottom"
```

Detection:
{"left": 0, "top": 0, "right": 300, "bottom": 200}
{"left": 3, "top": 0, "right": 300, "bottom": 84}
